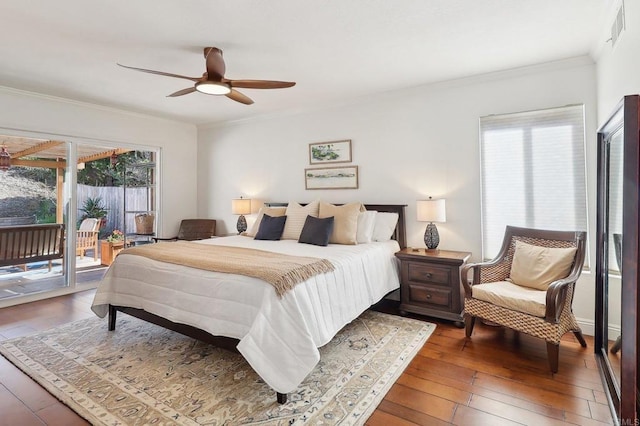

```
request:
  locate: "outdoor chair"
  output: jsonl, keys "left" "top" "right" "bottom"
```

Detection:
{"left": 152, "top": 219, "right": 216, "bottom": 242}
{"left": 461, "top": 225, "right": 587, "bottom": 373}
{"left": 76, "top": 218, "right": 100, "bottom": 260}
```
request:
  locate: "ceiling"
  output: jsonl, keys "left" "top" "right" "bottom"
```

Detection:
{"left": 0, "top": 0, "right": 609, "bottom": 126}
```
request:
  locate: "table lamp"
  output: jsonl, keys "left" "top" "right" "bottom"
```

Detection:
{"left": 232, "top": 197, "right": 252, "bottom": 234}
{"left": 416, "top": 197, "right": 446, "bottom": 250}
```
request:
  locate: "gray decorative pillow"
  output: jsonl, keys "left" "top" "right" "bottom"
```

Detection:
{"left": 298, "top": 215, "right": 335, "bottom": 246}
{"left": 246, "top": 206, "right": 286, "bottom": 237}
{"left": 254, "top": 214, "right": 287, "bottom": 241}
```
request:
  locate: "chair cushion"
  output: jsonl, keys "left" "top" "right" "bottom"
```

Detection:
{"left": 472, "top": 281, "right": 547, "bottom": 317}
{"left": 509, "top": 241, "right": 577, "bottom": 290}
{"left": 318, "top": 201, "right": 362, "bottom": 244}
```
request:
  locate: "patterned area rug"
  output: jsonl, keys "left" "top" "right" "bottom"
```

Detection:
{"left": 0, "top": 310, "right": 434, "bottom": 425}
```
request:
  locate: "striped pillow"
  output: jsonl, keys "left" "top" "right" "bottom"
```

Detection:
{"left": 281, "top": 201, "right": 320, "bottom": 240}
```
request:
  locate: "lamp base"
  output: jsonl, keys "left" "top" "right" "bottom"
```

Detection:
{"left": 236, "top": 215, "right": 247, "bottom": 234}
{"left": 424, "top": 223, "right": 440, "bottom": 250}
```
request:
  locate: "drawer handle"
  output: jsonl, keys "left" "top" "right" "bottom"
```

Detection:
{"left": 424, "top": 272, "right": 433, "bottom": 279}
{"left": 425, "top": 294, "right": 432, "bottom": 299}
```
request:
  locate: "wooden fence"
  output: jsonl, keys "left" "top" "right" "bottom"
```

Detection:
{"left": 77, "top": 185, "right": 150, "bottom": 235}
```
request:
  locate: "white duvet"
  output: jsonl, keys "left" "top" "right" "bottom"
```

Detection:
{"left": 91, "top": 236, "right": 400, "bottom": 393}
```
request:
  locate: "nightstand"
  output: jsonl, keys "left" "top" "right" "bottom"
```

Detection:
{"left": 395, "top": 248, "right": 471, "bottom": 325}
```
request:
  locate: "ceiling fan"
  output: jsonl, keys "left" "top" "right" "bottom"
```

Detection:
{"left": 117, "top": 47, "right": 295, "bottom": 105}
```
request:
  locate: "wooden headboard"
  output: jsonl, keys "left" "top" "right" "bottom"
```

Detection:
{"left": 264, "top": 203, "right": 407, "bottom": 249}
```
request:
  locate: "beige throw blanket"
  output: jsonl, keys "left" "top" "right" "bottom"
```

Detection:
{"left": 123, "top": 241, "right": 335, "bottom": 297}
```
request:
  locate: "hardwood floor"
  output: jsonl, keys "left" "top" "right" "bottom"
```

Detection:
{"left": 0, "top": 291, "right": 614, "bottom": 425}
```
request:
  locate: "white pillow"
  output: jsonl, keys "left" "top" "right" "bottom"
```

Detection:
{"left": 356, "top": 211, "right": 377, "bottom": 243}
{"left": 281, "top": 200, "right": 320, "bottom": 240}
{"left": 371, "top": 212, "right": 399, "bottom": 242}
{"left": 246, "top": 206, "right": 286, "bottom": 237}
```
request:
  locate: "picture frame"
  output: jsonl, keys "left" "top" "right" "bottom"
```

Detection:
{"left": 305, "top": 165, "right": 359, "bottom": 190}
{"left": 308, "top": 139, "right": 352, "bottom": 164}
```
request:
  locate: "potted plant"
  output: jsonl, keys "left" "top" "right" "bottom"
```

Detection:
{"left": 79, "top": 196, "right": 108, "bottom": 228}
{"left": 101, "top": 229, "right": 125, "bottom": 266}
{"left": 105, "top": 229, "right": 124, "bottom": 244}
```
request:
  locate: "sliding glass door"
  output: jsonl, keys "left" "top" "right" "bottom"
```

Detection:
{"left": 0, "top": 132, "right": 159, "bottom": 304}
{"left": 0, "top": 135, "right": 70, "bottom": 300}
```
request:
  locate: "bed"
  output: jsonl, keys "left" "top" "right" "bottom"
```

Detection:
{"left": 91, "top": 203, "right": 406, "bottom": 403}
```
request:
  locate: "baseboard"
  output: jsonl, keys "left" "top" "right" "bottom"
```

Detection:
{"left": 576, "top": 317, "right": 620, "bottom": 340}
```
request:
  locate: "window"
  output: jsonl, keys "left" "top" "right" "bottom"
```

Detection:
{"left": 479, "top": 105, "right": 588, "bottom": 260}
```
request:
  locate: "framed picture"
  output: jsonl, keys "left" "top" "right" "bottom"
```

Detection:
{"left": 305, "top": 166, "right": 359, "bottom": 190}
{"left": 309, "top": 139, "right": 352, "bottom": 164}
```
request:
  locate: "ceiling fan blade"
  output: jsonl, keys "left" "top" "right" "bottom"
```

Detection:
{"left": 167, "top": 87, "right": 197, "bottom": 97}
{"left": 227, "top": 79, "right": 296, "bottom": 89}
{"left": 226, "top": 89, "right": 254, "bottom": 105}
{"left": 117, "top": 63, "right": 200, "bottom": 82}
{"left": 204, "top": 47, "right": 226, "bottom": 80}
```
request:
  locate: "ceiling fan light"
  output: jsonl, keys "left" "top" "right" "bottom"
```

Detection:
{"left": 195, "top": 81, "right": 231, "bottom": 95}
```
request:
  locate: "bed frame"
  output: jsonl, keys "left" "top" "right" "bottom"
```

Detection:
{"left": 107, "top": 203, "right": 406, "bottom": 404}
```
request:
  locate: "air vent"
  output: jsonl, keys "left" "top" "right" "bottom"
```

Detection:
{"left": 611, "top": 2, "right": 625, "bottom": 47}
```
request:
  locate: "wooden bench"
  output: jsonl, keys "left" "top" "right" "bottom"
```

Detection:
{"left": 0, "top": 224, "right": 65, "bottom": 271}
{"left": 0, "top": 215, "right": 37, "bottom": 227}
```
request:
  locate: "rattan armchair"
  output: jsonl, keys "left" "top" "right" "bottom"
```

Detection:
{"left": 152, "top": 219, "right": 216, "bottom": 242}
{"left": 461, "top": 226, "right": 587, "bottom": 373}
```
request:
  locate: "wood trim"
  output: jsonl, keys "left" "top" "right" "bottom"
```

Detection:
{"left": 10, "top": 140, "right": 64, "bottom": 159}
{"left": 108, "top": 306, "right": 240, "bottom": 352}
{"left": 11, "top": 158, "right": 67, "bottom": 168}
{"left": 620, "top": 95, "right": 639, "bottom": 422}
{"left": 78, "top": 148, "right": 130, "bottom": 164}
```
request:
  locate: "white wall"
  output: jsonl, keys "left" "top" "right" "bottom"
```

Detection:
{"left": 596, "top": 0, "right": 640, "bottom": 122}
{"left": 592, "top": 0, "right": 640, "bottom": 340}
{"left": 0, "top": 87, "right": 198, "bottom": 238}
{"left": 197, "top": 57, "right": 599, "bottom": 329}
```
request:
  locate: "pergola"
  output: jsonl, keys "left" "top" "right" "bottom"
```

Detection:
{"left": 0, "top": 135, "right": 130, "bottom": 223}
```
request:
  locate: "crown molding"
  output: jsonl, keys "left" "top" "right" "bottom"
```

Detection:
{"left": 0, "top": 85, "right": 193, "bottom": 127}
{"left": 198, "top": 55, "right": 595, "bottom": 131}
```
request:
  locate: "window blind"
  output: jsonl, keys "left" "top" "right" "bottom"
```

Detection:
{"left": 479, "top": 105, "right": 588, "bottom": 260}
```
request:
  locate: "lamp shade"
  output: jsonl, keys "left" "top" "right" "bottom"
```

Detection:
{"left": 416, "top": 198, "right": 446, "bottom": 223}
{"left": 231, "top": 198, "right": 252, "bottom": 215}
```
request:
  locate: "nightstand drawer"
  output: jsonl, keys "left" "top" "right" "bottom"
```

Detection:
{"left": 396, "top": 248, "right": 471, "bottom": 324}
{"left": 407, "top": 262, "right": 450, "bottom": 286}
{"left": 408, "top": 284, "right": 451, "bottom": 308}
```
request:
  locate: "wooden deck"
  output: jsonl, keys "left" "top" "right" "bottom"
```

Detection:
{"left": 0, "top": 291, "right": 615, "bottom": 425}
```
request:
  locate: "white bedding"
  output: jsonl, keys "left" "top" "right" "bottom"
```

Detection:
{"left": 91, "top": 236, "right": 400, "bottom": 393}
